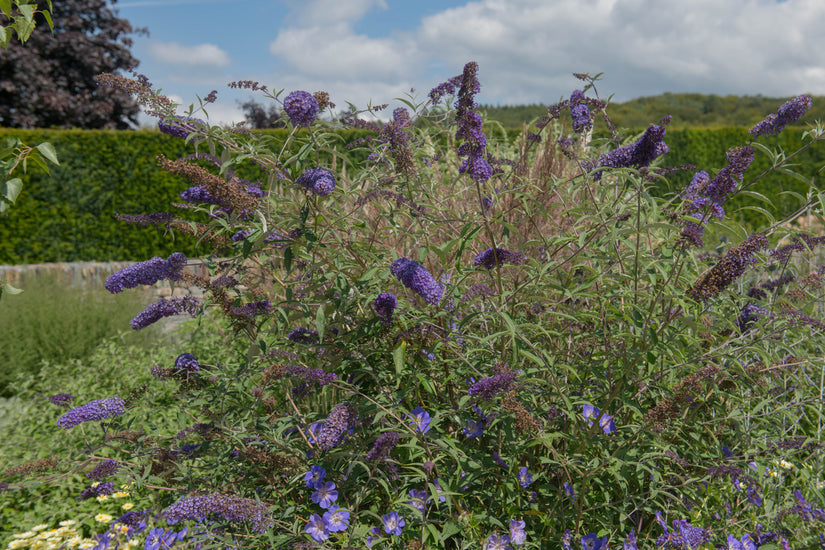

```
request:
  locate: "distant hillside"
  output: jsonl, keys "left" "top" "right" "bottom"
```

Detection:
{"left": 480, "top": 93, "right": 825, "bottom": 129}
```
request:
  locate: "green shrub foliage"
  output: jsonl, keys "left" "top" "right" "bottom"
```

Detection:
{"left": 2, "top": 67, "right": 825, "bottom": 549}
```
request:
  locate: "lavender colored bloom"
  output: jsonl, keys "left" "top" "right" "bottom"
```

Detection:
{"left": 164, "top": 492, "right": 272, "bottom": 533}
{"left": 464, "top": 418, "right": 484, "bottom": 438}
{"left": 287, "top": 327, "right": 319, "bottom": 344}
{"left": 570, "top": 90, "right": 592, "bottom": 133}
{"left": 453, "top": 62, "right": 492, "bottom": 183}
{"left": 428, "top": 75, "right": 463, "bottom": 105}
{"left": 486, "top": 534, "right": 513, "bottom": 550}
{"left": 587, "top": 123, "right": 669, "bottom": 180}
{"left": 174, "top": 353, "right": 199, "bottom": 375}
{"left": 624, "top": 529, "right": 638, "bottom": 550}
{"left": 231, "top": 229, "right": 253, "bottom": 243}
{"left": 382, "top": 511, "right": 404, "bottom": 536}
{"left": 179, "top": 185, "right": 223, "bottom": 206}
{"left": 741, "top": 534, "right": 757, "bottom": 550}
{"left": 749, "top": 95, "right": 813, "bottom": 137}
{"left": 287, "top": 365, "right": 337, "bottom": 387}
{"left": 58, "top": 397, "right": 126, "bottom": 429}
{"left": 144, "top": 527, "right": 169, "bottom": 550}
{"left": 407, "top": 489, "right": 429, "bottom": 514}
{"left": 366, "top": 526, "right": 382, "bottom": 548}
{"left": 690, "top": 233, "right": 768, "bottom": 301}
{"left": 316, "top": 403, "right": 358, "bottom": 450}
{"left": 304, "top": 465, "right": 326, "bottom": 488}
{"left": 373, "top": 292, "right": 398, "bottom": 326}
{"left": 295, "top": 167, "right": 336, "bottom": 196}
{"left": 391, "top": 257, "right": 443, "bottom": 304}
{"left": 737, "top": 304, "right": 768, "bottom": 333}
{"left": 510, "top": 519, "right": 527, "bottom": 545}
{"left": 86, "top": 459, "right": 120, "bottom": 480}
{"left": 408, "top": 406, "right": 431, "bottom": 433}
{"left": 581, "top": 533, "right": 608, "bottom": 550}
{"left": 230, "top": 300, "right": 272, "bottom": 319}
{"left": 158, "top": 115, "right": 205, "bottom": 139}
{"left": 434, "top": 478, "right": 446, "bottom": 503}
{"left": 305, "top": 513, "right": 329, "bottom": 542}
{"left": 284, "top": 90, "right": 319, "bottom": 127}
{"left": 473, "top": 248, "right": 526, "bottom": 270}
{"left": 675, "top": 519, "right": 708, "bottom": 549}
{"left": 48, "top": 393, "right": 75, "bottom": 408}
{"left": 379, "top": 108, "right": 416, "bottom": 178}
{"left": 562, "top": 530, "right": 574, "bottom": 550}
{"left": 517, "top": 466, "right": 533, "bottom": 488}
{"left": 564, "top": 482, "right": 575, "bottom": 500}
{"left": 105, "top": 253, "right": 187, "bottom": 293}
{"left": 467, "top": 368, "right": 517, "bottom": 400}
{"left": 493, "top": 451, "right": 508, "bottom": 469}
{"left": 582, "top": 404, "right": 616, "bottom": 434}
{"left": 77, "top": 481, "right": 115, "bottom": 501}
{"left": 323, "top": 505, "right": 350, "bottom": 532}
{"left": 367, "top": 431, "right": 399, "bottom": 461}
{"left": 130, "top": 296, "right": 202, "bottom": 330}
{"left": 747, "top": 486, "right": 762, "bottom": 507}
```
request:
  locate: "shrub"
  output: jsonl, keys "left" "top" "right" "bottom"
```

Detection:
{"left": 3, "top": 65, "right": 825, "bottom": 549}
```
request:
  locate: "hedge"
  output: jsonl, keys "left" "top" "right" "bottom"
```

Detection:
{"left": 0, "top": 128, "right": 376, "bottom": 264}
{"left": 0, "top": 126, "right": 822, "bottom": 264}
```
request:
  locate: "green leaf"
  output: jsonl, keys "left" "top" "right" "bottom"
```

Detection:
{"left": 393, "top": 341, "right": 405, "bottom": 377}
{"left": 0, "top": 0, "right": 12, "bottom": 17}
{"left": 35, "top": 141, "right": 59, "bottom": 165}
{"left": 2, "top": 282, "right": 22, "bottom": 295}
{"left": 440, "top": 521, "right": 461, "bottom": 541}
{"left": 315, "top": 305, "right": 325, "bottom": 341}
{"left": 4, "top": 177, "right": 22, "bottom": 203}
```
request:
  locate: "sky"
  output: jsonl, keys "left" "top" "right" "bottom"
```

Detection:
{"left": 115, "top": 0, "right": 825, "bottom": 127}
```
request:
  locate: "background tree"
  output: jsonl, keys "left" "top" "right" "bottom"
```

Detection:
{"left": 239, "top": 99, "right": 286, "bottom": 129}
{"left": 0, "top": 0, "right": 141, "bottom": 128}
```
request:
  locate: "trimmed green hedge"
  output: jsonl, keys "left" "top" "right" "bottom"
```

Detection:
{"left": 0, "top": 126, "right": 822, "bottom": 264}
{"left": 0, "top": 128, "right": 376, "bottom": 263}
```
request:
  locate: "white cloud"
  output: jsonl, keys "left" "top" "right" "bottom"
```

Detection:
{"left": 266, "top": 0, "right": 825, "bottom": 108}
{"left": 148, "top": 41, "right": 231, "bottom": 68}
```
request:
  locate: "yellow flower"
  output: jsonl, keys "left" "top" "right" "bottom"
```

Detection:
{"left": 94, "top": 514, "right": 113, "bottom": 523}
{"left": 96, "top": 495, "right": 109, "bottom": 502}
{"left": 112, "top": 492, "right": 130, "bottom": 499}
{"left": 65, "top": 536, "right": 82, "bottom": 548}
{"left": 7, "top": 540, "right": 28, "bottom": 549}
{"left": 779, "top": 459, "right": 795, "bottom": 470}
{"left": 126, "top": 539, "right": 140, "bottom": 547}
{"left": 122, "top": 502, "right": 134, "bottom": 511}
{"left": 78, "top": 543, "right": 95, "bottom": 550}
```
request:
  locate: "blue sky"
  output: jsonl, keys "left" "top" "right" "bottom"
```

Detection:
{"left": 116, "top": 0, "right": 825, "bottom": 126}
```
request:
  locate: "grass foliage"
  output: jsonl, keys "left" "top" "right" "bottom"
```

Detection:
{"left": 2, "top": 66, "right": 825, "bottom": 549}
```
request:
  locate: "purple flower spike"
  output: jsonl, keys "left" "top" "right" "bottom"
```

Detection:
{"left": 58, "top": 397, "right": 126, "bottom": 429}
{"left": 284, "top": 90, "right": 319, "bottom": 127}
{"left": 105, "top": 253, "right": 187, "bottom": 293}
{"left": 296, "top": 167, "right": 336, "bottom": 196}
{"left": 48, "top": 393, "right": 75, "bottom": 408}
{"left": 130, "top": 296, "right": 202, "bottom": 330}
{"left": 467, "top": 368, "right": 518, "bottom": 400}
{"left": 473, "top": 248, "right": 526, "bottom": 270}
{"left": 586, "top": 123, "right": 669, "bottom": 180}
{"left": 623, "top": 529, "right": 638, "bottom": 550}
{"left": 86, "top": 459, "right": 120, "bottom": 480}
{"left": 749, "top": 95, "right": 813, "bottom": 137}
{"left": 316, "top": 403, "right": 358, "bottom": 450}
{"left": 305, "top": 513, "right": 329, "bottom": 542}
{"left": 373, "top": 292, "right": 398, "bottom": 326}
{"left": 391, "top": 257, "right": 443, "bottom": 304}
{"left": 382, "top": 511, "right": 404, "bottom": 536}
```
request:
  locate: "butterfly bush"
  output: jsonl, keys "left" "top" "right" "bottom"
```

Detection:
{"left": 33, "top": 63, "right": 825, "bottom": 549}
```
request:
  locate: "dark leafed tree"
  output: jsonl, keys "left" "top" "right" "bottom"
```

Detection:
{"left": 0, "top": 0, "right": 142, "bottom": 128}
{"left": 239, "top": 100, "right": 286, "bottom": 129}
